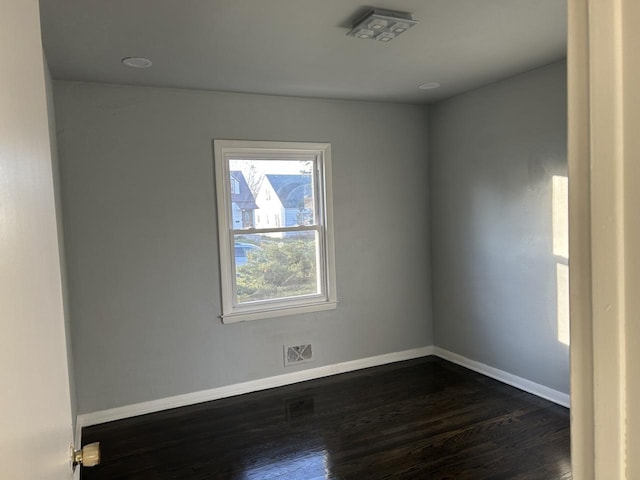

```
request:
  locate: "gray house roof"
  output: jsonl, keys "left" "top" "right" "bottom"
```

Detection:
{"left": 230, "top": 171, "right": 258, "bottom": 210}
{"left": 265, "top": 174, "right": 312, "bottom": 209}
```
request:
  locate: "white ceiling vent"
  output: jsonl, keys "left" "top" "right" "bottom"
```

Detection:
{"left": 284, "top": 344, "right": 314, "bottom": 366}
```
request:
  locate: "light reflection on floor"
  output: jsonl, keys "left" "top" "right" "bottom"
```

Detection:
{"left": 552, "top": 457, "right": 573, "bottom": 479}
{"left": 240, "top": 448, "right": 329, "bottom": 480}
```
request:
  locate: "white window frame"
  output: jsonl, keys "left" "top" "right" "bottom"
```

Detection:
{"left": 214, "top": 140, "right": 338, "bottom": 323}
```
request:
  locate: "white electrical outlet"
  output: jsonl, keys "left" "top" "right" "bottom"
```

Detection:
{"left": 284, "top": 344, "right": 314, "bottom": 366}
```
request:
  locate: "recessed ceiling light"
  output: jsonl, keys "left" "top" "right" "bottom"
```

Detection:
{"left": 418, "top": 82, "right": 441, "bottom": 90}
{"left": 347, "top": 9, "right": 418, "bottom": 42}
{"left": 376, "top": 32, "right": 395, "bottom": 42}
{"left": 121, "top": 57, "right": 153, "bottom": 68}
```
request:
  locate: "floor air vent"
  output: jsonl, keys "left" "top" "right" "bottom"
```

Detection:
{"left": 284, "top": 344, "right": 313, "bottom": 366}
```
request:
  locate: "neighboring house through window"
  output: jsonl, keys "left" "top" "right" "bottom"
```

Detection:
{"left": 229, "top": 171, "right": 258, "bottom": 229}
{"left": 254, "top": 173, "right": 314, "bottom": 233}
{"left": 214, "top": 140, "right": 337, "bottom": 323}
{"left": 230, "top": 176, "right": 240, "bottom": 194}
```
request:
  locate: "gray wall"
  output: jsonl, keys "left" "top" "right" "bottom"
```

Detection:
{"left": 429, "top": 61, "right": 569, "bottom": 393}
{"left": 53, "top": 82, "right": 433, "bottom": 414}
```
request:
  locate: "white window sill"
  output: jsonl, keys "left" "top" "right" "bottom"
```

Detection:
{"left": 221, "top": 301, "right": 338, "bottom": 324}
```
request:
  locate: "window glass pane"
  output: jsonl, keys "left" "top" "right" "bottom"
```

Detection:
{"left": 229, "top": 159, "right": 316, "bottom": 230}
{"left": 234, "top": 231, "right": 320, "bottom": 304}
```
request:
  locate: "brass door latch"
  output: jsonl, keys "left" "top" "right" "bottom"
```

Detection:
{"left": 72, "top": 442, "right": 101, "bottom": 469}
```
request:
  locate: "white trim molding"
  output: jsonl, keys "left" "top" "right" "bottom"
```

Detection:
{"left": 213, "top": 139, "right": 337, "bottom": 324}
{"left": 73, "top": 420, "right": 82, "bottom": 479}
{"left": 432, "top": 347, "right": 570, "bottom": 408}
{"left": 74, "top": 420, "right": 82, "bottom": 449}
{"left": 568, "top": 0, "right": 640, "bottom": 477}
{"left": 76, "top": 346, "right": 573, "bottom": 432}
{"left": 77, "top": 346, "right": 433, "bottom": 428}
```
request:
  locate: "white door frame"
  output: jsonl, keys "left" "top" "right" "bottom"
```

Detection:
{"left": 568, "top": 0, "right": 638, "bottom": 478}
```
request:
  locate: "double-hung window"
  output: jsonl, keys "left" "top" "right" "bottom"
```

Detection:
{"left": 214, "top": 140, "right": 337, "bottom": 323}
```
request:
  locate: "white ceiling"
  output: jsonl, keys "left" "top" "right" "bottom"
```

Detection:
{"left": 39, "top": 0, "right": 567, "bottom": 104}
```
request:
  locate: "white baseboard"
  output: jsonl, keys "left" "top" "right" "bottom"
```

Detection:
{"left": 74, "top": 419, "right": 82, "bottom": 449}
{"left": 76, "top": 344, "right": 569, "bottom": 431}
{"left": 73, "top": 419, "right": 82, "bottom": 480}
{"left": 432, "top": 347, "right": 570, "bottom": 408}
{"left": 77, "top": 346, "right": 434, "bottom": 428}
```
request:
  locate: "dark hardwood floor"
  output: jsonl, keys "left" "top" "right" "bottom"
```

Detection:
{"left": 81, "top": 357, "right": 571, "bottom": 480}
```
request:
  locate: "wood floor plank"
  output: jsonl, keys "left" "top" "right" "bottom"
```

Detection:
{"left": 81, "top": 357, "right": 570, "bottom": 479}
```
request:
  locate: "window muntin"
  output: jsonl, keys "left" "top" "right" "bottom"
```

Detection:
{"left": 214, "top": 140, "right": 337, "bottom": 323}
